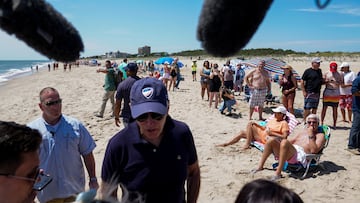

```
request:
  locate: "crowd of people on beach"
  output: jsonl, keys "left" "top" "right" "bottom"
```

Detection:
{"left": 1, "top": 56, "right": 360, "bottom": 203}
{"left": 197, "top": 57, "right": 357, "bottom": 131}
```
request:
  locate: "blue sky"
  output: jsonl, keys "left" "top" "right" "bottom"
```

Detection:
{"left": 1, "top": 0, "right": 360, "bottom": 60}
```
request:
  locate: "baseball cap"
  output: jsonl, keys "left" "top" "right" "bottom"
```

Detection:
{"left": 311, "top": 57, "right": 322, "bottom": 63}
{"left": 340, "top": 62, "right": 349, "bottom": 68}
{"left": 164, "top": 61, "right": 170, "bottom": 65}
{"left": 329, "top": 62, "right": 337, "bottom": 73}
{"left": 272, "top": 106, "right": 287, "bottom": 114}
{"left": 124, "top": 62, "right": 138, "bottom": 72}
{"left": 130, "top": 77, "right": 168, "bottom": 118}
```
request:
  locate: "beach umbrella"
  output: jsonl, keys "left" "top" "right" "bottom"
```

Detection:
{"left": 177, "top": 61, "right": 184, "bottom": 68}
{"left": 230, "top": 59, "right": 252, "bottom": 71}
{"left": 241, "top": 58, "right": 301, "bottom": 80}
{"left": 155, "top": 57, "right": 184, "bottom": 68}
{"left": 154, "top": 57, "right": 174, "bottom": 65}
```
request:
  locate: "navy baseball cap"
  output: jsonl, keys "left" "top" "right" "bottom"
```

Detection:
{"left": 130, "top": 77, "right": 168, "bottom": 118}
{"left": 124, "top": 62, "right": 138, "bottom": 72}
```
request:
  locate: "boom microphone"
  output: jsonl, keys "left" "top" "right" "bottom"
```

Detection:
{"left": 197, "top": 0, "right": 274, "bottom": 57}
{"left": 0, "top": 0, "right": 83, "bottom": 62}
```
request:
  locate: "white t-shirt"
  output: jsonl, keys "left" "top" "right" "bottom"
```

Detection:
{"left": 223, "top": 66, "right": 234, "bottom": 81}
{"left": 339, "top": 71, "right": 356, "bottom": 95}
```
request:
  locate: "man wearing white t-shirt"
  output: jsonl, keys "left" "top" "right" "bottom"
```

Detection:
{"left": 339, "top": 62, "right": 356, "bottom": 122}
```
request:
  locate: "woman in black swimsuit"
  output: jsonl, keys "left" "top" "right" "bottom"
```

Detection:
{"left": 279, "top": 65, "right": 298, "bottom": 114}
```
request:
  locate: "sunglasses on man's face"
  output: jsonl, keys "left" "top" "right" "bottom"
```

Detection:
{"left": 0, "top": 168, "right": 52, "bottom": 191}
{"left": 307, "top": 121, "right": 318, "bottom": 124}
{"left": 44, "top": 99, "right": 62, "bottom": 106}
{"left": 136, "top": 112, "right": 164, "bottom": 122}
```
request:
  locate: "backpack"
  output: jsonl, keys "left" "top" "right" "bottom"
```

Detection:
{"left": 114, "top": 68, "right": 123, "bottom": 88}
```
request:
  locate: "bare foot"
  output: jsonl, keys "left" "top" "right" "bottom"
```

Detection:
{"left": 250, "top": 168, "right": 263, "bottom": 174}
{"left": 216, "top": 143, "right": 228, "bottom": 147}
{"left": 241, "top": 145, "right": 251, "bottom": 151}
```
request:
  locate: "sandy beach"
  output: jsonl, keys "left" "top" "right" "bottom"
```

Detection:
{"left": 1, "top": 56, "right": 360, "bottom": 202}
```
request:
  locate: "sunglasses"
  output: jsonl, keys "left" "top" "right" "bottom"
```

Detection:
{"left": 44, "top": 99, "right": 62, "bottom": 106}
{"left": 0, "top": 169, "right": 52, "bottom": 191}
{"left": 136, "top": 112, "right": 164, "bottom": 122}
{"left": 307, "top": 121, "right": 318, "bottom": 124}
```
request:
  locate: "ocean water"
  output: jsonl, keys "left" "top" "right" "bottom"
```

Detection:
{"left": 0, "top": 60, "right": 51, "bottom": 85}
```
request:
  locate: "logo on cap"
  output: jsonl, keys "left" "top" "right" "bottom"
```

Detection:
{"left": 142, "top": 87, "right": 154, "bottom": 99}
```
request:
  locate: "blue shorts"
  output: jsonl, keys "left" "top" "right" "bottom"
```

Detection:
{"left": 304, "top": 92, "right": 320, "bottom": 109}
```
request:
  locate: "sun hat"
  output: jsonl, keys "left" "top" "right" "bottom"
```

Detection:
{"left": 311, "top": 57, "right": 322, "bottom": 63}
{"left": 272, "top": 106, "right": 287, "bottom": 114}
{"left": 124, "top": 62, "right": 138, "bottom": 72}
{"left": 329, "top": 62, "right": 338, "bottom": 73}
{"left": 339, "top": 62, "right": 349, "bottom": 68}
{"left": 130, "top": 77, "right": 168, "bottom": 118}
{"left": 164, "top": 61, "right": 170, "bottom": 65}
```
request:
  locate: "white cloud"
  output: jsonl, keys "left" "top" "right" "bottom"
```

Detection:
{"left": 293, "top": 8, "right": 323, "bottom": 13}
{"left": 328, "top": 24, "right": 360, "bottom": 28}
{"left": 295, "top": 4, "right": 360, "bottom": 16}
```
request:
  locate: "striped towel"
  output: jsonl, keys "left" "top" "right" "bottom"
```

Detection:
{"left": 266, "top": 111, "right": 299, "bottom": 133}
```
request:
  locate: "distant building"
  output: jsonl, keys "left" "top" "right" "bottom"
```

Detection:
{"left": 138, "top": 46, "right": 151, "bottom": 56}
{"left": 104, "top": 50, "right": 129, "bottom": 59}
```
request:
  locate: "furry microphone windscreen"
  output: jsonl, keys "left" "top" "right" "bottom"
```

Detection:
{"left": 0, "top": 0, "right": 84, "bottom": 62}
{"left": 197, "top": 0, "right": 274, "bottom": 57}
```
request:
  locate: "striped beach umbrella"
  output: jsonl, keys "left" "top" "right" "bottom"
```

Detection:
{"left": 241, "top": 58, "right": 301, "bottom": 80}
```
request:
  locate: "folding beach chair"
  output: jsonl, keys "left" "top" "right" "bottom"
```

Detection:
{"left": 251, "top": 123, "right": 331, "bottom": 179}
{"left": 250, "top": 111, "right": 300, "bottom": 151}
{"left": 283, "top": 125, "right": 331, "bottom": 179}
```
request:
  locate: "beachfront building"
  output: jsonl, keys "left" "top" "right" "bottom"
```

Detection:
{"left": 138, "top": 46, "right": 151, "bottom": 56}
{"left": 103, "top": 51, "right": 129, "bottom": 59}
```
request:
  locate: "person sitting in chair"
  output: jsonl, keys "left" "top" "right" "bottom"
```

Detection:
{"left": 217, "top": 106, "right": 290, "bottom": 150}
{"left": 252, "top": 114, "right": 326, "bottom": 181}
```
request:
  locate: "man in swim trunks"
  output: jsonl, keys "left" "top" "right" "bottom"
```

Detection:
{"left": 245, "top": 60, "right": 271, "bottom": 120}
{"left": 301, "top": 57, "right": 324, "bottom": 123}
{"left": 253, "top": 114, "right": 326, "bottom": 180}
{"left": 339, "top": 62, "right": 356, "bottom": 123}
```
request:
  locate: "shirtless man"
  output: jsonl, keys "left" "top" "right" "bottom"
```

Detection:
{"left": 320, "top": 62, "right": 344, "bottom": 128}
{"left": 245, "top": 60, "right": 271, "bottom": 120}
{"left": 252, "top": 114, "right": 326, "bottom": 180}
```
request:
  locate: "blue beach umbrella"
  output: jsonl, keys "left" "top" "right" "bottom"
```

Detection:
{"left": 177, "top": 61, "right": 184, "bottom": 68}
{"left": 154, "top": 57, "right": 174, "bottom": 65}
{"left": 155, "top": 57, "right": 184, "bottom": 68}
